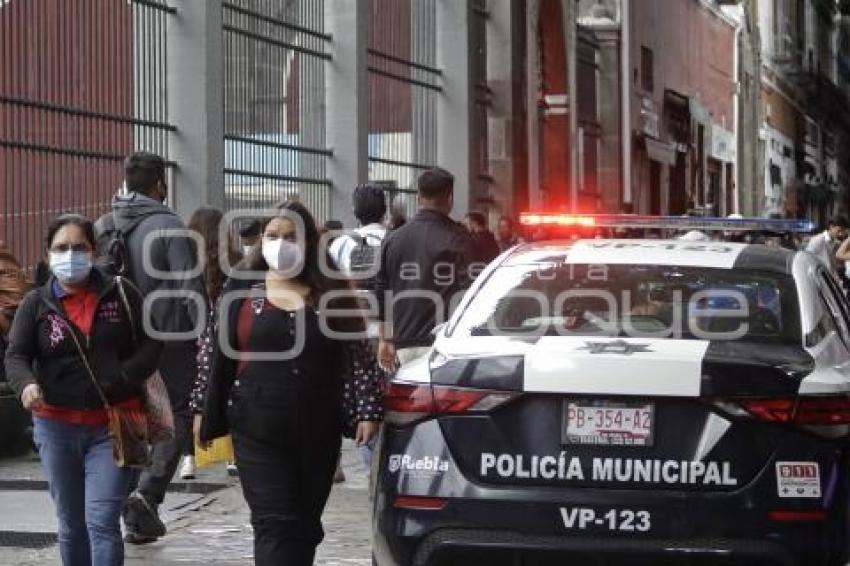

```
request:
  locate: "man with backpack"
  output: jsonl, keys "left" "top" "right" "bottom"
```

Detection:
{"left": 329, "top": 183, "right": 388, "bottom": 282}
{"left": 328, "top": 183, "right": 387, "bottom": 472}
{"left": 95, "top": 151, "right": 207, "bottom": 544}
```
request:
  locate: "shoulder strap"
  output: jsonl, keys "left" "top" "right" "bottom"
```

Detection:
{"left": 57, "top": 316, "right": 111, "bottom": 409}
{"left": 349, "top": 233, "right": 367, "bottom": 247}
{"left": 112, "top": 210, "right": 159, "bottom": 238}
{"left": 114, "top": 276, "right": 137, "bottom": 344}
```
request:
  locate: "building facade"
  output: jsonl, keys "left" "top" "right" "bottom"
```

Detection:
{"left": 756, "top": 0, "right": 850, "bottom": 224}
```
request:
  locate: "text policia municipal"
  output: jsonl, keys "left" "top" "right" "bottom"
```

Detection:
{"left": 481, "top": 453, "right": 738, "bottom": 486}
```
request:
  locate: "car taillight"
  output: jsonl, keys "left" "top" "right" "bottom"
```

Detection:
{"left": 384, "top": 381, "right": 518, "bottom": 425}
{"left": 767, "top": 510, "right": 826, "bottom": 522}
{"left": 738, "top": 397, "right": 850, "bottom": 425}
{"left": 393, "top": 496, "right": 448, "bottom": 510}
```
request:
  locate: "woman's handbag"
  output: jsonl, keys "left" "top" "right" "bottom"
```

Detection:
{"left": 195, "top": 435, "right": 235, "bottom": 468}
{"left": 62, "top": 318, "right": 152, "bottom": 468}
{"left": 115, "top": 277, "right": 175, "bottom": 443}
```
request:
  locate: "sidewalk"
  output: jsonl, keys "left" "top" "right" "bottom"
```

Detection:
{"left": 0, "top": 441, "right": 373, "bottom": 565}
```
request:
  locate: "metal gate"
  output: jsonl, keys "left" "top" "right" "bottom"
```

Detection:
{"left": 222, "top": 0, "right": 332, "bottom": 221}
{"left": 0, "top": 0, "right": 174, "bottom": 269}
{"left": 367, "top": 0, "right": 441, "bottom": 221}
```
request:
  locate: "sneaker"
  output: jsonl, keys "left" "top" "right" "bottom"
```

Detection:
{"left": 179, "top": 455, "right": 196, "bottom": 480}
{"left": 123, "top": 532, "right": 158, "bottom": 545}
{"left": 123, "top": 492, "right": 166, "bottom": 540}
{"left": 226, "top": 462, "right": 239, "bottom": 477}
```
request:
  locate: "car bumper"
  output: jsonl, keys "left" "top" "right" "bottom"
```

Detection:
{"left": 374, "top": 496, "right": 841, "bottom": 566}
{"left": 373, "top": 447, "right": 849, "bottom": 566}
{"left": 394, "top": 528, "right": 798, "bottom": 566}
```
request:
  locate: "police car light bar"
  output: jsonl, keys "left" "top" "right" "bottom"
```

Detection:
{"left": 519, "top": 213, "right": 815, "bottom": 233}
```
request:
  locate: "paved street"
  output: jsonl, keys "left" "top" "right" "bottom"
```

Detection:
{"left": 0, "top": 441, "right": 372, "bottom": 566}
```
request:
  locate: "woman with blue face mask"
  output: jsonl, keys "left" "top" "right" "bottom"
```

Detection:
{"left": 5, "top": 214, "right": 162, "bottom": 566}
{"left": 198, "top": 200, "right": 383, "bottom": 566}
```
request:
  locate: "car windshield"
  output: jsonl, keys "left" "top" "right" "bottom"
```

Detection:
{"left": 451, "top": 263, "right": 801, "bottom": 344}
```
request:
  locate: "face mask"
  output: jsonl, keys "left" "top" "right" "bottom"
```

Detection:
{"left": 262, "top": 238, "right": 304, "bottom": 276}
{"left": 49, "top": 251, "right": 92, "bottom": 285}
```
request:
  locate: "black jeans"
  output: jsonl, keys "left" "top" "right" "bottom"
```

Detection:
{"left": 132, "top": 340, "right": 196, "bottom": 505}
{"left": 229, "top": 379, "right": 342, "bottom": 566}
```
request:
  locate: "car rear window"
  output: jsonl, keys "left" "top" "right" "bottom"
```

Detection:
{"left": 451, "top": 264, "right": 801, "bottom": 344}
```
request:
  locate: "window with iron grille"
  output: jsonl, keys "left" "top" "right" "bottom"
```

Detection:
{"left": 0, "top": 0, "right": 174, "bottom": 269}
{"left": 367, "top": 0, "right": 441, "bottom": 220}
{"left": 222, "top": 0, "right": 332, "bottom": 220}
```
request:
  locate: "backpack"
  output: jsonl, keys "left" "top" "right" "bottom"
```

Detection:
{"left": 94, "top": 211, "right": 163, "bottom": 278}
{"left": 347, "top": 232, "right": 383, "bottom": 292}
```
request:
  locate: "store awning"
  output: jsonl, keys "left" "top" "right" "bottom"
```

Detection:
{"left": 645, "top": 137, "right": 677, "bottom": 166}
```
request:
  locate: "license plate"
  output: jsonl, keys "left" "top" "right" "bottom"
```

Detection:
{"left": 563, "top": 401, "right": 654, "bottom": 446}
{"left": 560, "top": 507, "right": 651, "bottom": 532}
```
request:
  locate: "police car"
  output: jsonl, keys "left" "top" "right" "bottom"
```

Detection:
{"left": 373, "top": 215, "right": 850, "bottom": 566}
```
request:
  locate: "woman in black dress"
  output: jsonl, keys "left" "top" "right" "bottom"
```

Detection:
{"left": 200, "top": 201, "right": 382, "bottom": 565}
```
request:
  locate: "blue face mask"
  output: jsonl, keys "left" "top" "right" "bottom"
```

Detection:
{"left": 49, "top": 251, "right": 93, "bottom": 285}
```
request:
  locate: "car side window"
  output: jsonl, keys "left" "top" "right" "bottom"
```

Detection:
{"left": 816, "top": 271, "right": 850, "bottom": 348}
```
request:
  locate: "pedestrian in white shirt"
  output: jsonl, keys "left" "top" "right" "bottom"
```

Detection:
{"left": 329, "top": 184, "right": 387, "bottom": 274}
{"left": 806, "top": 215, "right": 848, "bottom": 274}
{"left": 328, "top": 183, "right": 388, "bottom": 478}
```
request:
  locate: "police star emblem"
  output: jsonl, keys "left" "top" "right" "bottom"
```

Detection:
{"left": 578, "top": 340, "right": 653, "bottom": 355}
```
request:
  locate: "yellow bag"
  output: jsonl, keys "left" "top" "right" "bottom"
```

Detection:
{"left": 195, "top": 435, "right": 235, "bottom": 468}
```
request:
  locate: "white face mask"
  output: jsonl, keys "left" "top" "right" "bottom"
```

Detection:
{"left": 262, "top": 238, "right": 304, "bottom": 276}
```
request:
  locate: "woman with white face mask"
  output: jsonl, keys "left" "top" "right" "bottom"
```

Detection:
{"left": 5, "top": 214, "right": 162, "bottom": 566}
{"left": 198, "top": 200, "right": 383, "bottom": 566}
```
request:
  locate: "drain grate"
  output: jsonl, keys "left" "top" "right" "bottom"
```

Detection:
{"left": 0, "top": 531, "right": 57, "bottom": 549}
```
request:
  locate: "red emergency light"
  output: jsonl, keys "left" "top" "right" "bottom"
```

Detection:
{"left": 518, "top": 213, "right": 815, "bottom": 233}
{"left": 520, "top": 213, "right": 596, "bottom": 227}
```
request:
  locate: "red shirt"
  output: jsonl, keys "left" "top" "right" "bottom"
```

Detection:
{"left": 61, "top": 288, "right": 99, "bottom": 337}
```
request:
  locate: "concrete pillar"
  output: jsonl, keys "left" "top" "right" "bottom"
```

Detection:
{"left": 167, "top": 0, "right": 224, "bottom": 217}
{"left": 325, "top": 0, "right": 368, "bottom": 228}
{"left": 526, "top": 0, "right": 544, "bottom": 209}
{"left": 437, "top": 0, "right": 474, "bottom": 218}
{"left": 594, "top": 28, "right": 623, "bottom": 213}
{"left": 486, "top": 0, "right": 522, "bottom": 218}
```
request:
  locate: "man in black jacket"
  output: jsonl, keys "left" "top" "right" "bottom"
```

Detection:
{"left": 464, "top": 211, "right": 500, "bottom": 268}
{"left": 376, "top": 168, "right": 474, "bottom": 372}
{"left": 95, "top": 152, "right": 207, "bottom": 544}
